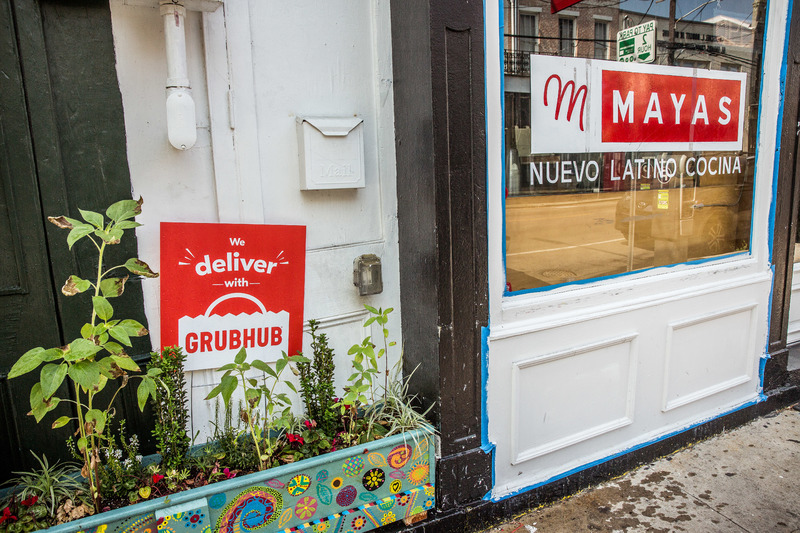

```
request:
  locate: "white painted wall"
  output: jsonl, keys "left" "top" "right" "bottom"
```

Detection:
{"left": 110, "top": 0, "right": 401, "bottom": 441}
{"left": 485, "top": 1, "right": 788, "bottom": 497}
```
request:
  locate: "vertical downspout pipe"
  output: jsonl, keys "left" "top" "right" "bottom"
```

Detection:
{"left": 161, "top": 0, "right": 197, "bottom": 150}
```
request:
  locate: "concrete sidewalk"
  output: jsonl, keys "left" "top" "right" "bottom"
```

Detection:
{"left": 480, "top": 405, "right": 800, "bottom": 532}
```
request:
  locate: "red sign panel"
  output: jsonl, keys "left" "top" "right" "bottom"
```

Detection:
{"left": 601, "top": 70, "right": 742, "bottom": 144}
{"left": 160, "top": 222, "right": 306, "bottom": 371}
{"left": 529, "top": 55, "right": 747, "bottom": 154}
{"left": 551, "top": 0, "right": 582, "bottom": 13}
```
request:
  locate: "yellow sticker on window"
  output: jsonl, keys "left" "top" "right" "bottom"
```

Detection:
{"left": 657, "top": 190, "right": 669, "bottom": 210}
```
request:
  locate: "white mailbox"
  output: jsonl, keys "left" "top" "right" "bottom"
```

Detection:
{"left": 297, "top": 116, "right": 365, "bottom": 190}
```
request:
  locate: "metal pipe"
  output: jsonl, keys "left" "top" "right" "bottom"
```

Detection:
{"left": 160, "top": 0, "right": 196, "bottom": 150}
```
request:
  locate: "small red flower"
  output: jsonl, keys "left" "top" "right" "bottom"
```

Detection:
{"left": 287, "top": 433, "right": 304, "bottom": 445}
{"left": 304, "top": 419, "right": 317, "bottom": 429}
{"left": 0, "top": 507, "right": 17, "bottom": 523}
{"left": 152, "top": 473, "right": 165, "bottom": 484}
{"left": 21, "top": 496, "right": 38, "bottom": 507}
{"left": 223, "top": 468, "right": 236, "bottom": 479}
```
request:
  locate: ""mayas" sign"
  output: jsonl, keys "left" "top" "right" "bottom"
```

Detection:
{"left": 530, "top": 55, "right": 747, "bottom": 154}
{"left": 160, "top": 222, "right": 306, "bottom": 371}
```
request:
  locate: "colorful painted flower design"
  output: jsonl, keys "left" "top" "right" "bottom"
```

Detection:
{"left": 342, "top": 456, "right": 365, "bottom": 477}
{"left": 266, "top": 478, "right": 286, "bottom": 489}
{"left": 181, "top": 510, "right": 204, "bottom": 529}
{"left": 406, "top": 460, "right": 430, "bottom": 485}
{"left": 424, "top": 484, "right": 435, "bottom": 497}
{"left": 216, "top": 487, "right": 282, "bottom": 532}
{"left": 294, "top": 496, "right": 318, "bottom": 520}
{"left": 367, "top": 452, "right": 387, "bottom": 467}
{"left": 331, "top": 477, "right": 344, "bottom": 489}
{"left": 351, "top": 516, "right": 367, "bottom": 531}
{"left": 317, "top": 483, "right": 333, "bottom": 505}
{"left": 381, "top": 511, "right": 396, "bottom": 525}
{"left": 278, "top": 508, "right": 293, "bottom": 528}
{"left": 412, "top": 439, "right": 429, "bottom": 460}
{"left": 314, "top": 522, "right": 329, "bottom": 532}
{"left": 362, "top": 468, "right": 385, "bottom": 491}
{"left": 387, "top": 444, "right": 412, "bottom": 469}
{"left": 208, "top": 493, "right": 226, "bottom": 509}
{"left": 287, "top": 474, "right": 312, "bottom": 496}
{"left": 336, "top": 485, "right": 358, "bottom": 507}
{"left": 378, "top": 498, "right": 395, "bottom": 511}
{"left": 396, "top": 493, "right": 410, "bottom": 506}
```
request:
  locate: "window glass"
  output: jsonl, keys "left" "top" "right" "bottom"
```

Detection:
{"left": 594, "top": 21, "right": 609, "bottom": 59}
{"left": 558, "top": 18, "right": 575, "bottom": 56}
{"left": 520, "top": 13, "right": 538, "bottom": 53}
{"left": 504, "top": 0, "right": 764, "bottom": 292}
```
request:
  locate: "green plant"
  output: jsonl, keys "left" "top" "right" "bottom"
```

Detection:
{"left": 296, "top": 320, "right": 338, "bottom": 436}
{"left": 148, "top": 346, "right": 191, "bottom": 471}
{"left": 0, "top": 495, "right": 49, "bottom": 533}
{"left": 205, "top": 400, "right": 259, "bottom": 472}
{"left": 7, "top": 198, "right": 161, "bottom": 512}
{"left": 96, "top": 422, "right": 147, "bottom": 505}
{"left": 205, "top": 349, "right": 309, "bottom": 470}
{"left": 337, "top": 305, "right": 395, "bottom": 412}
{"left": 363, "top": 360, "right": 434, "bottom": 439}
{"left": 3, "top": 452, "right": 87, "bottom": 523}
{"left": 278, "top": 416, "right": 333, "bottom": 462}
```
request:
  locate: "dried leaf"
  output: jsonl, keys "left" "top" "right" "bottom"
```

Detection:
{"left": 48, "top": 216, "right": 74, "bottom": 229}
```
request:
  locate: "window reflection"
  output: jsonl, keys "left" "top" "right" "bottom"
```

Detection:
{"left": 504, "top": 0, "right": 763, "bottom": 292}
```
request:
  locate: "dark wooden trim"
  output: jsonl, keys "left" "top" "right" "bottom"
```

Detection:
{"left": 768, "top": 1, "right": 800, "bottom": 390}
{"left": 392, "top": 0, "right": 492, "bottom": 511}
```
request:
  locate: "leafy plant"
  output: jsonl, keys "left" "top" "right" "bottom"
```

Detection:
{"left": 2, "top": 452, "right": 87, "bottom": 525}
{"left": 0, "top": 495, "right": 49, "bottom": 533}
{"left": 7, "top": 198, "right": 161, "bottom": 512}
{"left": 278, "top": 417, "right": 334, "bottom": 462}
{"left": 363, "top": 360, "right": 434, "bottom": 439}
{"left": 337, "top": 305, "right": 396, "bottom": 412}
{"left": 203, "top": 400, "right": 259, "bottom": 472}
{"left": 296, "top": 320, "right": 338, "bottom": 436}
{"left": 148, "top": 346, "right": 191, "bottom": 471}
{"left": 205, "top": 349, "right": 309, "bottom": 470}
{"left": 96, "top": 422, "right": 146, "bottom": 505}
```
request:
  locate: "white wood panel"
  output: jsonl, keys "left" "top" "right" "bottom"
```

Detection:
{"left": 511, "top": 334, "right": 637, "bottom": 464}
{"left": 488, "top": 276, "right": 768, "bottom": 497}
{"left": 662, "top": 304, "right": 756, "bottom": 412}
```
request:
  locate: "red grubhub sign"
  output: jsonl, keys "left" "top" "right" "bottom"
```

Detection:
{"left": 529, "top": 55, "right": 747, "bottom": 154}
{"left": 160, "top": 222, "right": 306, "bottom": 371}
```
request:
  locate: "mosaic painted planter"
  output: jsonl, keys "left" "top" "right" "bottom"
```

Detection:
{"left": 47, "top": 428, "right": 435, "bottom": 533}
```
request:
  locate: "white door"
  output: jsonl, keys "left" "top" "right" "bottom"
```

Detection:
{"left": 110, "top": 0, "right": 402, "bottom": 440}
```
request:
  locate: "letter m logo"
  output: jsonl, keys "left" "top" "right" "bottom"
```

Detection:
{"left": 544, "top": 74, "right": 588, "bottom": 131}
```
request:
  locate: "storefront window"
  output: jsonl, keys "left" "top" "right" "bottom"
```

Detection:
{"left": 504, "top": 0, "right": 763, "bottom": 292}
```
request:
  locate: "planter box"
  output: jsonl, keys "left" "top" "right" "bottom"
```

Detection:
{"left": 50, "top": 429, "right": 435, "bottom": 533}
